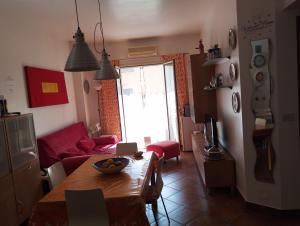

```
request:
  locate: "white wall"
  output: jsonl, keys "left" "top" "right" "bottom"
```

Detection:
{"left": 0, "top": 2, "right": 78, "bottom": 136}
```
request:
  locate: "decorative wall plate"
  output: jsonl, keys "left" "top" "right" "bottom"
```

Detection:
{"left": 232, "top": 92, "right": 240, "bottom": 113}
{"left": 229, "top": 63, "right": 238, "bottom": 81}
{"left": 83, "top": 80, "right": 90, "bottom": 94}
{"left": 229, "top": 29, "right": 237, "bottom": 49}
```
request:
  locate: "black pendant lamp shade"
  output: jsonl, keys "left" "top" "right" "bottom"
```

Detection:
{"left": 64, "top": 0, "right": 100, "bottom": 72}
{"left": 65, "top": 28, "right": 100, "bottom": 72}
{"left": 95, "top": 49, "right": 120, "bottom": 80}
{"left": 94, "top": 0, "right": 120, "bottom": 80}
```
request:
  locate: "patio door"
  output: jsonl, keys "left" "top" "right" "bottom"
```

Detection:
{"left": 117, "top": 63, "right": 179, "bottom": 148}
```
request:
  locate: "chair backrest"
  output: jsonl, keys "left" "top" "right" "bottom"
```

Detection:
{"left": 116, "top": 142, "right": 138, "bottom": 155}
{"left": 46, "top": 161, "right": 66, "bottom": 190}
{"left": 65, "top": 189, "right": 109, "bottom": 226}
{"left": 154, "top": 156, "right": 164, "bottom": 195}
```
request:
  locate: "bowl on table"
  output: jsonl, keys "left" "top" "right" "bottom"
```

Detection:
{"left": 92, "top": 157, "right": 129, "bottom": 174}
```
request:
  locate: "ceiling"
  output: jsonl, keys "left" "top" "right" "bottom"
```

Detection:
{"left": 11, "top": 0, "right": 214, "bottom": 42}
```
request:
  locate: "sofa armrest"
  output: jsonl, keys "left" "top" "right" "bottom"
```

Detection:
{"left": 61, "top": 155, "right": 90, "bottom": 175}
{"left": 93, "top": 135, "right": 118, "bottom": 145}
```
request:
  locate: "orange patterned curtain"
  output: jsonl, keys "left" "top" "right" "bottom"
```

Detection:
{"left": 98, "top": 60, "right": 122, "bottom": 140}
{"left": 161, "top": 53, "right": 189, "bottom": 115}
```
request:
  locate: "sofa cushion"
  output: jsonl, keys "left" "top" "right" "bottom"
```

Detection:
{"left": 77, "top": 136, "right": 96, "bottom": 152}
{"left": 38, "top": 122, "right": 88, "bottom": 168}
{"left": 93, "top": 135, "right": 118, "bottom": 145}
{"left": 58, "top": 147, "right": 85, "bottom": 159}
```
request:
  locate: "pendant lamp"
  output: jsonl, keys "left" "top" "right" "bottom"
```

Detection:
{"left": 65, "top": 0, "right": 100, "bottom": 72}
{"left": 94, "top": 0, "right": 120, "bottom": 80}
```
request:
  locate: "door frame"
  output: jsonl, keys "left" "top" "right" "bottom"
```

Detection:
{"left": 163, "top": 60, "right": 180, "bottom": 141}
{"left": 117, "top": 63, "right": 180, "bottom": 143}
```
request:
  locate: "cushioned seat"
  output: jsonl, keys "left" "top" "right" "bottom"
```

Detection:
{"left": 146, "top": 141, "right": 180, "bottom": 161}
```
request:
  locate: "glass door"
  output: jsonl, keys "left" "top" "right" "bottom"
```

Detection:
{"left": 164, "top": 61, "right": 179, "bottom": 141}
{"left": 117, "top": 63, "right": 179, "bottom": 148}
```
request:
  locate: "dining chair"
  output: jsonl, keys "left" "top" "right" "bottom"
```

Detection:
{"left": 145, "top": 155, "right": 170, "bottom": 224}
{"left": 65, "top": 189, "right": 109, "bottom": 226}
{"left": 45, "top": 161, "right": 66, "bottom": 190}
{"left": 116, "top": 142, "right": 138, "bottom": 155}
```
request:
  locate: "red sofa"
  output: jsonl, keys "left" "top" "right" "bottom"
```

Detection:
{"left": 38, "top": 122, "right": 118, "bottom": 175}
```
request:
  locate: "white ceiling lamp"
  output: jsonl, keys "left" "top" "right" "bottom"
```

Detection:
{"left": 94, "top": 0, "right": 120, "bottom": 80}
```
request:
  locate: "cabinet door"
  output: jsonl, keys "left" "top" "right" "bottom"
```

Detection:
{"left": 0, "top": 175, "right": 19, "bottom": 226}
{"left": 5, "top": 114, "right": 38, "bottom": 170}
{"left": 0, "top": 120, "right": 10, "bottom": 177}
{"left": 0, "top": 120, "right": 18, "bottom": 226}
{"left": 13, "top": 159, "right": 42, "bottom": 223}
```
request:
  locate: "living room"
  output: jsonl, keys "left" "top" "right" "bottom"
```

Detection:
{"left": 1, "top": 0, "right": 300, "bottom": 226}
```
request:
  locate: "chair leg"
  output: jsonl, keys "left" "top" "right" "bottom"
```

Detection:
{"left": 160, "top": 195, "right": 170, "bottom": 224}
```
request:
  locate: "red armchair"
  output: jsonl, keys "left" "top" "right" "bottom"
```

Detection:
{"left": 38, "top": 122, "right": 118, "bottom": 175}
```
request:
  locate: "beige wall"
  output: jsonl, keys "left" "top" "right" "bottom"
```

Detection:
{"left": 0, "top": 2, "right": 78, "bottom": 136}
{"left": 197, "top": 0, "right": 247, "bottom": 197}
{"left": 274, "top": 3, "right": 300, "bottom": 209}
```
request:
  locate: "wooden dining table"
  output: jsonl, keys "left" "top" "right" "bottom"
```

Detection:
{"left": 29, "top": 151, "right": 156, "bottom": 226}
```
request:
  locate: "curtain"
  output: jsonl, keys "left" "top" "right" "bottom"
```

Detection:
{"left": 161, "top": 53, "right": 189, "bottom": 115}
{"left": 98, "top": 59, "right": 122, "bottom": 140}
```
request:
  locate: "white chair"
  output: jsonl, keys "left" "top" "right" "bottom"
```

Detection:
{"left": 116, "top": 142, "right": 138, "bottom": 155}
{"left": 65, "top": 189, "right": 109, "bottom": 226}
{"left": 145, "top": 156, "right": 170, "bottom": 224}
{"left": 45, "top": 162, "right": 66, "bottom": 190}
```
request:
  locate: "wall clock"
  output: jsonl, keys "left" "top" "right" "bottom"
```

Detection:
{"left": 229, "top": 63, "right": 238, "bottom": 81}
{"left": 232, "top": 92, "right": 240, "bottom": 113}
{"left": 229, "top": 29, "right": 237, "bottom": 49}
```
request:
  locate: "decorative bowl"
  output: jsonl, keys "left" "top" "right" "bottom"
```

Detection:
{"left": 92, "top": 157, "right": 129, "bottom": 174}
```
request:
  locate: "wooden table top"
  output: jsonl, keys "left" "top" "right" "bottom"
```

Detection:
{"left": 41, "top": 152, "right": 155, "bottom": 203}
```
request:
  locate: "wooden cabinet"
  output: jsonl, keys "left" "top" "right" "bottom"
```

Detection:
{"left": 192, "top": 132, "right": 235, "bottom": 192}
{"left": 186, "top": 54, "right": 217, "bottom": 123}
{"left": 0, "top": 114, "right": 42, "bottom": 225}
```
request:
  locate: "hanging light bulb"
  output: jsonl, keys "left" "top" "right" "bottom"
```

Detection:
{"left": 94, "top": 0, "right": 120, "bottom": 80}
{"left": 65, "top": 0, "right": 100, "bottom": 72}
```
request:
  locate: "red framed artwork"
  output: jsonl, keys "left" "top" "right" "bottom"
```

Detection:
{"left": 24, "top": 66, "right": 69, "bottom": 108}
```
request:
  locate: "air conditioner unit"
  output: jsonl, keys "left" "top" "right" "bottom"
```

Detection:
{"left": 128, "top": 46, "right": 158, "bottom": 58}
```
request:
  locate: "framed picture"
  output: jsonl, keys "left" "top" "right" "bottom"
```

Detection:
{"left": 24, "top": 66, "right": 69, "bottom": 108}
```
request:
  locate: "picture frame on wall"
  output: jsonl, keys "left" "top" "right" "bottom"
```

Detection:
{"left": 24, "top": 66, "right": 69, "bottom": 108}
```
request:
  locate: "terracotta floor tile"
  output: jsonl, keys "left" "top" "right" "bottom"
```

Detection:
{"left": 151, "top": 216, "right": 183, "bottom": 226}
{"left": 155, "top": 152, "right": 300, "bottom": 226}
{"left": 161, "top": 185, "right": 180, "bottom": 198}
{"left": 168, "top": 206, "right": 200, "bottom": 225}
{"left": 186, "top": 215, "right": 230, "bottom": 226}
{"left": 156, "top": 197, "right": 184, "bottom": 215}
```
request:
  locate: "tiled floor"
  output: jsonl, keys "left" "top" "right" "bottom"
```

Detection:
{"left": 146, "top": 152, "right": 300, "bottom": 226}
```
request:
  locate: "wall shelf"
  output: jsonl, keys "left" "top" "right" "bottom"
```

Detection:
{"left": 202, "top": 57, "right": 230, "bottom": 67}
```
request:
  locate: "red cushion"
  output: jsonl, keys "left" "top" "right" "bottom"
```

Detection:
{"left": 77, "top": 136, "right": 96, "bottom": 152}
{"left": 93, "top": 135, "right": 118, "bottom": 145}
{"left": 146, "top": 141, "right": 180, "bottom": 160}
{"left": 58, "top": 147, "right": 85, "bottom": 159}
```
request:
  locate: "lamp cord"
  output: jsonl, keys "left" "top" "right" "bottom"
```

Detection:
{"left": 74, "top": 0, "right": 80, "bottom": 28}
{"left": 94, "top": 0, "right": 105, "bottom": 54}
